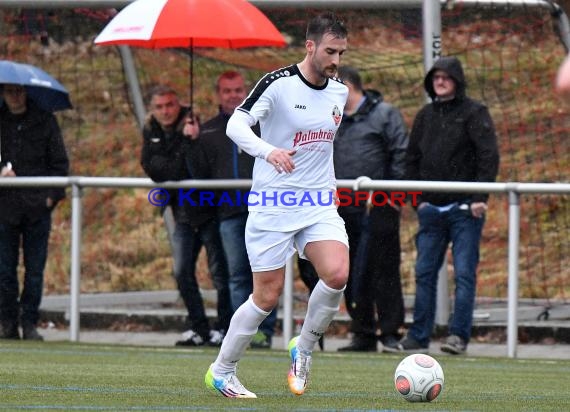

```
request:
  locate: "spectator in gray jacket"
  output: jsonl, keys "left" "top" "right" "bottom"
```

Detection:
{"left": 334, "top": 66, "right": 408, "bottom": 353}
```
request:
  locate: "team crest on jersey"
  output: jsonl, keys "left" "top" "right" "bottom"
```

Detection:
{"left": 332, "top": 105, "right": 342, "bottom": 126}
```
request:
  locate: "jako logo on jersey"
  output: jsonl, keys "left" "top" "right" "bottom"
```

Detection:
{"left": 293, "top": 129, "right": 335, "bottom": 146}
{"left": 332, "top": 105, "right": 342, "bottom": 126}
{"left": 294, "top": 104, "right": 307, "bottom": 110}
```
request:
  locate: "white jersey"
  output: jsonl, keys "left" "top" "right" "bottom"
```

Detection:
{"left": 228, "top": 64, "right": 348, "bottom": 214}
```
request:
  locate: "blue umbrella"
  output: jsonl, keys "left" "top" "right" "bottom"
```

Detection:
{"left": 0, "top": 60, "right": 72, "bottom": 112}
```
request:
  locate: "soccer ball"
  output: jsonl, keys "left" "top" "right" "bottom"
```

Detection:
{"left": 394, "top": 353, "right": 444, "bottom": 402}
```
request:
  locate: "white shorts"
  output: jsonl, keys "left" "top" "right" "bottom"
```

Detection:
{"left": 245, "top": 208, "right": 348, "bottom": 272}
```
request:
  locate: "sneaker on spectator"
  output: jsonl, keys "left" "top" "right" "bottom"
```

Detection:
{"left": 397, "top": 335, "right": 429, "bottom": 353}
{"left": 205, "top": 364, "right": 257, "bottom": 398}
{"left": 22, "top": 325, "right": 43, "bottom": 341}
{"left": 175, "top": 329, "right": 205, "bottom": 347}
{"left": 207, "top": 329, "right": 225, "bottom": 347}
{"left": 380, "top": 335, "right": 400, "bottom": 353}
{"left": 338, "top": 335, "right": 377, "bottom": 352}
{"left": 441, "top": 334, "right": 467, "bottom": 355}
{"left": 250, "top": 331, "right": 272, "bottom": 349}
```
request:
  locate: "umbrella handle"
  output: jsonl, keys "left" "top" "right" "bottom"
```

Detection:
{"left": 189, "top": 40, "right": 193, "bottom": 115}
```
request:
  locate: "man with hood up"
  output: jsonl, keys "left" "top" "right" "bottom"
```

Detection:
{"left": 399, "top": 56, "right": 499, "bottom": 355}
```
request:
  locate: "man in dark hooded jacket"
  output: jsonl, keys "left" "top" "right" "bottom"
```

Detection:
{"left": 399, "top": 56, "right": 500, "bottom": 355}
{"left": 333, "top": 66, "right": 408, "bottom": 353}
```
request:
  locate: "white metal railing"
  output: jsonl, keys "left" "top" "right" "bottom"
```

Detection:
{"left": 0, "top": 176, "right": 569, "bottom": 357}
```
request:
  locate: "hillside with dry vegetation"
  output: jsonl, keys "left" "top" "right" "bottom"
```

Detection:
{"left": 0, "top": 7, "right": 568, "bottom": 301}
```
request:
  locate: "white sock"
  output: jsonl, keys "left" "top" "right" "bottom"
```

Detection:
{"left": 297, "top": 280, "right": 345, "bottom": 352}
{"left": 212, "top": 295, "right": 270, "bottom": 375}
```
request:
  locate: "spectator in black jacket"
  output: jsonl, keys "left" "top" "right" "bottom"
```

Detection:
{"left": 0, "top": 84, "right": 69, "bottom": 340}
{"left": 398, "top": 56, "right": 500, "bottom": 355}
{"left": 141, "top": 85, "right": 232, "bottom": 347}
{"left": 189, "top": 71, "right": 277, "bottom": 348}
{"left": 333, "top": 66, "right": 408, "bottom": 353}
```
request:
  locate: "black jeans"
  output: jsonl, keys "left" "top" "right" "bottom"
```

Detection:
{"left": 0, "top": 213, "right": 51, "bottom": 327}
{"left": 340, "top": 205, "right": 405, "bottom": 341}
{"left": 172, "top": 218, "right": 232, "bottom": 338}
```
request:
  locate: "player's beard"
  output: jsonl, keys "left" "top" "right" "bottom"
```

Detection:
{"left": 323, "top": 65, "right": 337, "bottom": 78}
{"left": 311, "top": 56, "right": 337, "bottom": 82}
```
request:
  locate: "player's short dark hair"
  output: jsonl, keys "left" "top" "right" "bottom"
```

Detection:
{"left": 337, "top": 66, "right": 362, "bottom": 91}
{"left": 306, "top": 12, "right": 347, "bottom": 45}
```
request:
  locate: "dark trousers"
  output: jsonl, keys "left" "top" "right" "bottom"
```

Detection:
{"left": 172, "top": 219, "right": 232, "bottom": 338}
{"left": 0, "top": 213, "right": 51, "bottom": 327}
{"left": 340, "top": 205, "right": 405, "bottom": 341}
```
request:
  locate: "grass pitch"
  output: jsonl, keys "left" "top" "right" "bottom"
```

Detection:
{"left": 0, "top": 340, "right": 569, "bottom": 411}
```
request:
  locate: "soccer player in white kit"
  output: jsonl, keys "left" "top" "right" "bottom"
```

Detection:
{"left": 205, "top": 12, "right": 349, "bottom": 398}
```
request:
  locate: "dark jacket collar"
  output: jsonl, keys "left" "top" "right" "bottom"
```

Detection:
{"left": 347, "top": 89, "right": 383, "bottom": 120}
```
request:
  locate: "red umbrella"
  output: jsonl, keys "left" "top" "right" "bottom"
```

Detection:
{"left": 94, "top": 0, "right": 286, "bottom": 109}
